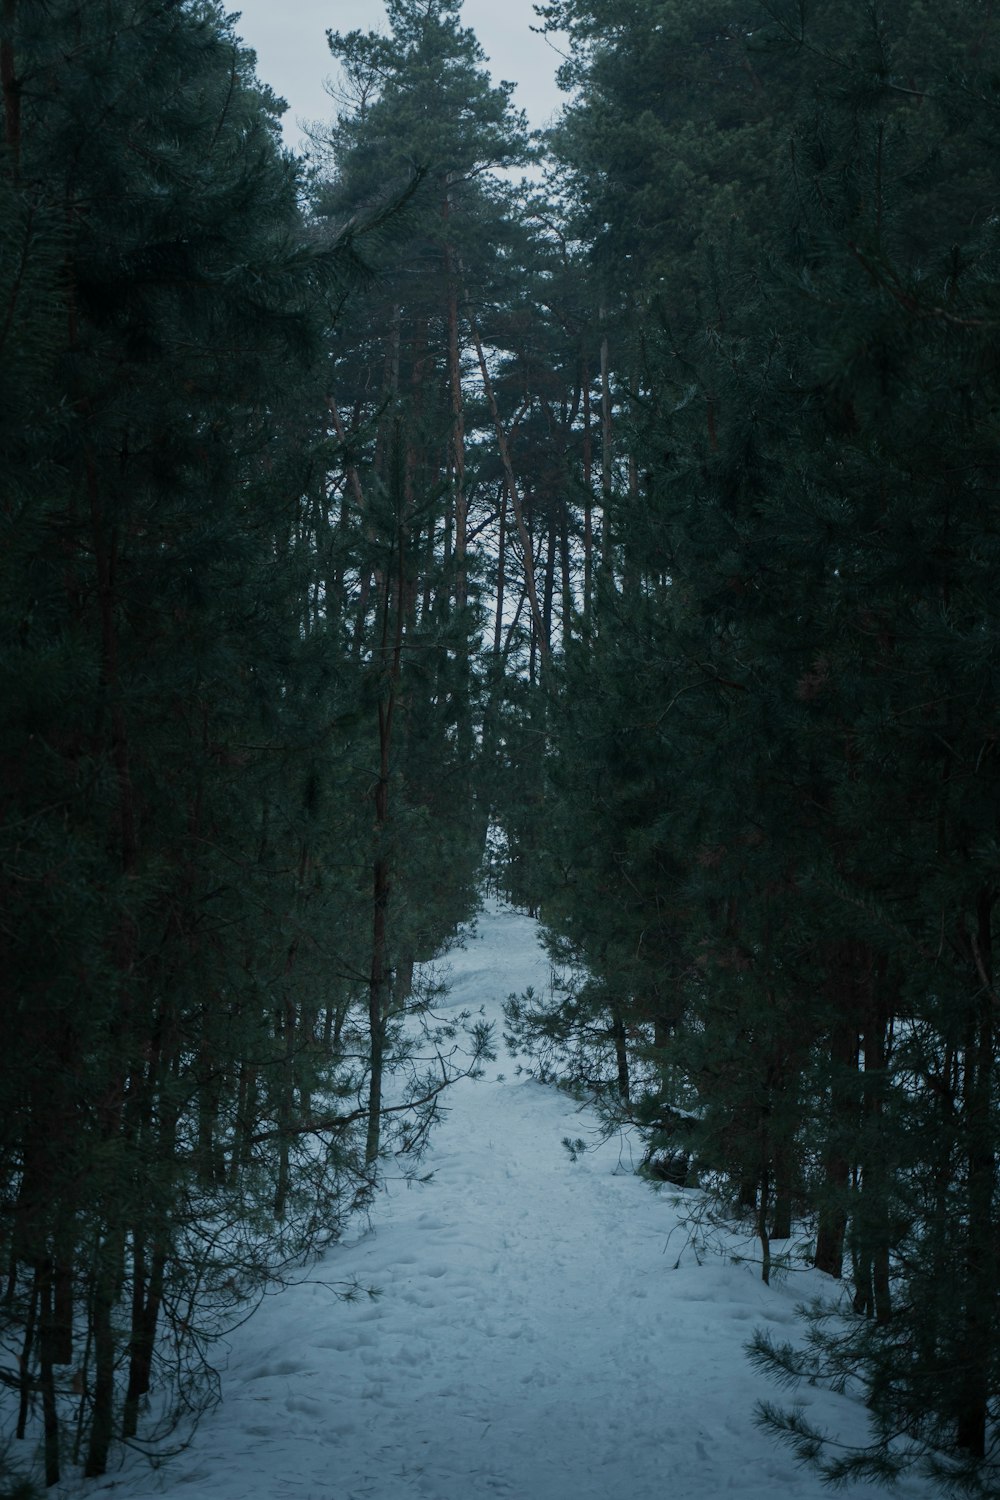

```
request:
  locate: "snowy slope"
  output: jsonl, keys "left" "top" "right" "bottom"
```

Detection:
{"left": 88, "top": 901, "right": 936, "bottom": 1500}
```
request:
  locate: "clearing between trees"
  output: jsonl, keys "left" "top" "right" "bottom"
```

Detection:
{"left": 88, "top": 901, "right": 937, "bottom": 1500}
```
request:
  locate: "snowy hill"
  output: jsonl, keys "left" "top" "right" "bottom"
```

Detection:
{"left": 88, "top": 901, "right": 936, "bottom": 1500}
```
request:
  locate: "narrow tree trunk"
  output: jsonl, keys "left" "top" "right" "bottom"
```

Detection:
{"left": 366, "top": 839, "right": 391, "bottom": 1167}
{"left": 16, "top": 1270, "right": 38, "bottom": 1440}
{"left": 273, "top": 996, "right": 297, "bottom": 1220}
{"left": 581, "top": 367, "right": 594, "bottom": 617}
{"left": 559, "top": 496, "right": 573, "bottom": 650}
{"left": 196, "top": 1037, "right": 222, "bottom": 1185}
{"left": 465, "top": 300, "right": 549, "bottom": 661}
{"left": 234, "top": 1059, "right": 257, "bottom": 1177}
{"left": 757, "top": 1166, "right": 772, "bottom": 1286}
{"left": 352, "top": 309, "right": 401, "bottom": 655}
{"left": 599, "top": 315, "right": 613, "bottom": 567}
{"left": 954, "top": 890, "right": 996, "bottom": 1457}
{"left": 123, "top": 1238, "right": 167, "bottom": 1439}
{"left": 814, "top": 1017, "right": 858, "bottom": 1277}
{"left": 52, "top": 1257, "right": 73, "bottom": 1365}
{"left": 327, "top": 397, "right": 365, "bottom": 626}
{"left": 502, "top": 582, "right": 528, "bottom": 663}
{"left": 542, "top": 513, "right": 557, "bottom": 652}
{"left": 814, "top": 1171, "right": 849, "bottom": 1275}
{"left": 610, "top": 1009, "right": 630, "bottom": 1102}
{"left": 444, "top": 206, "right": 467, "bottom": 611}
{"left": 366, "top": 481, "right": 407, "bottom": 1166}
{"left": 39, "top": 1264, "right": 60, "bottom": 1486}
{"left": 770, "top": 1152, "right": 793, "bottom": 1241}
{"left": 85, "top": 1235, "right": 121, "bottom": 1478}
{"left": 622, "top": 451, "right": 641, "bottom": 593}
{"left": 852, "top": 961, "right": 893, "bottom": 1324}
{"left": 493, "top": 481, "right": 507, "bottom": 656}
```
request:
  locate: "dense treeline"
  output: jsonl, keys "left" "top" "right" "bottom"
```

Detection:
{"left": 503, "top": 0, "right": 1000, "bottom": 1491}
{"left": 3, "top": 0, "right": 999, "bottom": 1492}
{"left": 0, "top": 0, "right": 498, "bottom": 1485}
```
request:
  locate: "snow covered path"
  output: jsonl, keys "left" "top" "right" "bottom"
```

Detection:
{"left": 97, "top": 902, "right": 935, "bottom": 1500}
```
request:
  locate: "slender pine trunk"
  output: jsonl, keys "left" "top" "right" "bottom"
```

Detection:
{"left": 954, "top": 890, "right": 996, "bottom": 1456}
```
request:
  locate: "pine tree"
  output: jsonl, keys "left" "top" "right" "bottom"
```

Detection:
{"left": 311, "top": 0, "right": 541, "bottom": 1159}
{"left": 527, "top": 0, "right": 1000, "bottom": 1485}
{"left": 0, "top": 0, "right": 483, "bottom": 1479}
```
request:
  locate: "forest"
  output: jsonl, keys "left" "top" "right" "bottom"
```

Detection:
{"left": 1, "top": 0, "right": 998, "bottom": 1492}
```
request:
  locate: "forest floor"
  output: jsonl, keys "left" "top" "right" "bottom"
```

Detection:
{"left": 87, "top": 900, "right": 937, "bottom": 1500}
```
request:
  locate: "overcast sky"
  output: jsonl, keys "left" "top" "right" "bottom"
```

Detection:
{"left": 229, "top": 0, "right": 570, "bottom": 150}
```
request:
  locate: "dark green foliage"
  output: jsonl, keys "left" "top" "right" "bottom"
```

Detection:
{"left": 7, "top": 0, "right": 1000, "bottom": 1489}
{"left": 0, "top": 0, "right": 490, "bottom": 1482}
{"left": 519, "top": 0, "right": 1000, "bottom": 1489}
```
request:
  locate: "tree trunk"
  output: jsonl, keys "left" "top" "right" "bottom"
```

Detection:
{"left": 542, "top": 512, "right": 556, "bottom": 653}
{"left": 52, "top": 1257, "right": 73, "bottom": 1365}
{"left": 852, "top": 959, "right": 893, "bottom": 1324}
{"left": 352, "top": 309, "right": 401, "bottom": 655}
{"left": 581, "top": 365, "right": 594, "bottom": 617}
{"left": 366, "top": 477, "right": 407, "bottom": 1166}
{"left": 599, "top": 314, "right": 613, "bottom": 567}
{"left": 466, "top": 301, "right": 549, "bottom": 662}
{"left": 814, "top": 1017, "right": 858, "bottom": 1277}
{"left": 366, "top": 843, "right": 391, "bottom": 1166}
{"left": 611, "top": 1009, "right": 630, "bottom": 1103}
{"left": 444, "top": 201, "right": 467, "bottom": 611}
{"left": 757, "top": 1166, "right": 772, "bottom": 1286}
{"left": 39, "top": 1264, "right": 60, "bottom": 1487}
{"left": 122, "top": 1234, "right": 167, "bottom": 1439}
{"left": 273, "top": 996, "right": 297, "bottom": 1220}
{"left": 15, "top": 1270, "right": 38, "bottom": 1440}
{"left": 85, "top": 1234, "right": 122, "bottom": 1478}
{"left": 770, "top": 1151, "right": 793, "bottom": 1241}
{"left": 493, "top": 481, "right": 507, "bottom": 655}
{"left": 954, "top": 890, "right": 996, "bottom": 1457}
{"left": 559, "top": 495, "right": 573, "bottom": 650}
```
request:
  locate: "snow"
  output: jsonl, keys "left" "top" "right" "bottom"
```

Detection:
{"left": 84, "top": 900, "right": 936, "bottom": 1500}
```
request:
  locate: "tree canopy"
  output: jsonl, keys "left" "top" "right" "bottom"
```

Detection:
{"left": 2, "top": 0, "right": 999, "bottom": 1491}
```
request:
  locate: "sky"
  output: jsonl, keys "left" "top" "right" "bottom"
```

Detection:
{"left": 228, "top": 0, "right": 570, "bottom": 151}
